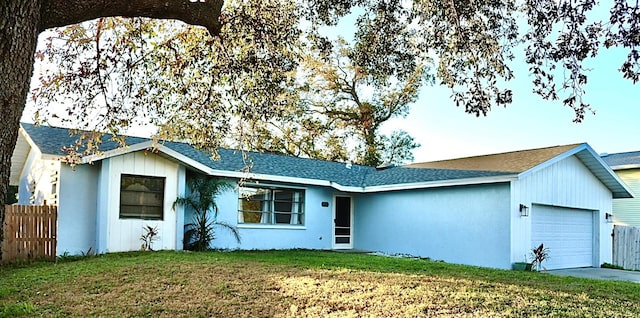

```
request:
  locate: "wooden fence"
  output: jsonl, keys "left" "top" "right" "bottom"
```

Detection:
{"left": 2, "top": 205, "right": 57, "bottom": 264}
{"left": 612, "top": 225, "right": 640, "bottom": 270}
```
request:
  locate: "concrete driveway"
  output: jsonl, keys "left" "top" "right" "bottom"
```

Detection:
{"left": 548, "top": 267, "right": 640, "bottom": 283}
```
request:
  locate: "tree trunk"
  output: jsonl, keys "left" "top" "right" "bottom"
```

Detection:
{"left": 0, "top": 1, "right": 42, "bottom": 255}
{"left": 0, "top": 0, "right": 222, "bottom": 261}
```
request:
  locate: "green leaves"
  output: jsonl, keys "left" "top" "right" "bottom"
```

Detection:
{"left": 28, "top": 0, "right": 640, "bottom": 164}
{"left": 173, "top": 176, "right": 239, "bottom": 251}
{"left": 32, "top": 0, "right": 303, "bottom": 156}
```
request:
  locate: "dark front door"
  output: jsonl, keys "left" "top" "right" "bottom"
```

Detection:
{"left": 334, "top": 196, "right": 352, "bottom": 249}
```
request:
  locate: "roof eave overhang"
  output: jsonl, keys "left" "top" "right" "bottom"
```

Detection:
{"left": 518, "top": 143, "right": 634, "bottom": 199}
{"left": 360, "top": 175, "right": 518, "bottom": 193}
{"left": 24, "top": 125, "right": 636, "bottom": 199}
{"left": 158, "top": 145, "right": 521, "bottom": 192}
{"left": 9, "top": 126, "right": 34, "bottom": 185}
{"left": 78, "top": 141, "right": 519, "bottom": 193}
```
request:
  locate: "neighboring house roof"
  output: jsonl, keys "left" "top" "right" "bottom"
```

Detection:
{"left": 21, "top": 122, "right": 149, "bottom": 156}
{"left": 405, "top": 144, "right": 583, "bottom": 173}
{"left": 14, "top": 123, "right": 631, "bottom": 197}
{"left": 601, "top": 151, "right": 640, "bottom": 170}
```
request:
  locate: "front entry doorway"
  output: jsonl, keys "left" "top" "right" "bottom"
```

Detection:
{"left": 333, "top": 195, "right": 353, "bottom": 249}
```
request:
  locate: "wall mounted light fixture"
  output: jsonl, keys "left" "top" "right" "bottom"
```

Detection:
{"left": 519, "top": 204, "right": 530, "bottom": 217}
{"left": 605, "top": 212, "right": 613, "bottom": 223}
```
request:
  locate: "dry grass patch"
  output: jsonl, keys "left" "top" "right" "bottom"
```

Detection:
{"left": 1, "top": 250, "right": 640, "bottom": 317}
{"left": 276, "top": 269, "right": 634, "bottom": 317}
{"left": 28, "top": 261, "right": 295, "bottom": 317}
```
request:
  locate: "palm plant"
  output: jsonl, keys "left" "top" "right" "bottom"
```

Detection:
{"left": 531, "top": 243, "right": 550, "bottom": 271}
{"left": 173, "top": 177, "right": 240, "bottom": 251}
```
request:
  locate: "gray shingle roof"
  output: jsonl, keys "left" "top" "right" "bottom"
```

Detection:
{"left": 362, "top": 166, "right": 510, "bottom": 186}
{"left": 21, "top": 123, "right": 514, "bottom": 187}
{"left": 601, "top": 151, "right": 640, "bottom": 169}
{"left": 163, "top": 142, "right": 375, "bottom": 187}
{"left": 22, "top": 123, "right": 148, "bottom": 156}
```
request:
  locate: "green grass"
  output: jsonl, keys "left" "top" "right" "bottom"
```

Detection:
{"left": 1, "top": 250, "right": 640, "bottom": 317}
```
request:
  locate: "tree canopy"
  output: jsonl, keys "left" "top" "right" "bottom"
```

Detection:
{"left": 29, "top": 0, "right": 640, "bottom": 162}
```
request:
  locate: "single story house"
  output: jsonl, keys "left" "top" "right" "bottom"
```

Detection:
{"left": 602, "top": 151, "right": 640, "bottom": 227}
{"left": 10, "top": 123, "right": 633, "bottom": 270}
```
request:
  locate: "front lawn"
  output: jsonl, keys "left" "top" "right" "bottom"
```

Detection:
{"left": 1, "top": 250, "right": 639, "bottom": 317}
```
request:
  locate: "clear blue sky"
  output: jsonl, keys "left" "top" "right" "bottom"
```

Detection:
{"left": 381, "top": 46, "right": 640, "bottom": 162}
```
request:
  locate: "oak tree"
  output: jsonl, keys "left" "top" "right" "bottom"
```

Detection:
{"left": 0, "top": 0, "right": 223, "bottom": 255}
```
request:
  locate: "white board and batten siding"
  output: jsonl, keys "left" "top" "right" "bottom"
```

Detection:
{"left": 97, "top": 151, "right": 179, "bottom": 253}
{"left": 511, "top": 155, "right": 613, "bottom": 268}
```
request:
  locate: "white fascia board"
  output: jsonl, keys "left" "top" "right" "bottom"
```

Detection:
{"left": 609, "top": 164, "right": 640, "bottom": 170}
{"left": 518, "top": 143, "right": 634, "bottom": 198}
{"left": 574, "top": 145, "right": 635, "bottom": 197}
{"left": 19, "top": 125, "right": 42, "bottom": 156}
{"left": 582, "top": 146, "right": 634, "bottom": 184}
{"left": 159, "top": 145, "right": 518, "bottom": 193}
{"left": 517, "top": 143, "right": 588, "bottom": 179}
{"left": 80, "top": 141, "right": 155, "bottom": 164}
{"left": 76, "top": 141, "right": 518, "bottom": 194}
{"left": 360, "top": 175, "right": 518, "bottom": 193}
{"left": 155, "top": 144, "right": 366, "bottom": 192}
{"left": 10, "top": 127, "right": 38, "bottom": 185}
{"left": 41, "top": 154, "right": 62, "bottom": 161}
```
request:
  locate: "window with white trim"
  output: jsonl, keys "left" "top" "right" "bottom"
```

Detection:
{"left": 120, "top": 174, "right": 165, "bottom": 220}
{"left": 238, "top": 186, "right": 304, "bottom": 225}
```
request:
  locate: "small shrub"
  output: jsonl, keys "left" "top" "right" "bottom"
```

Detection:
{"left": 531, "top": 243, "right": 550, "bottom": 271}
{"left": 140, "top": 225, "right": 159, "bottom": 251}
{"left": 601, "top": 263, "right": 624, "bottom": 270}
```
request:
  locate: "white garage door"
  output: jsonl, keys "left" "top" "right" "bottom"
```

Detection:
{"left": 531, "top": 205, "right": 594, "bottom": 270}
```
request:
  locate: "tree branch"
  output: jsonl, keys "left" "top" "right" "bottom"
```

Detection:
{"left": 40, "top": 0, "right": 224, "bottom": 36}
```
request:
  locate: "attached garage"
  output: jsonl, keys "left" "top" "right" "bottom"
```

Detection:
{"left": 531, "top": 205, "right": 594, "bottom": 270}
{"left": 395, "top": 143, "right": 633, "bottom": 270}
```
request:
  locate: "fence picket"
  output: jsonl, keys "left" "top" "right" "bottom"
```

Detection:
{"left": 2, "top": 205, "right": 58, "bottom": 264}
{"left": 613, "top": 225, "right": 640, "bottom": 271}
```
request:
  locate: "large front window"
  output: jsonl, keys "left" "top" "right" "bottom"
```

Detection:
{"left": 238, "top": 187, "right": 304, "bottom": 225}
{"left": 120, "top": 174, "right": 165, "bottom": 220}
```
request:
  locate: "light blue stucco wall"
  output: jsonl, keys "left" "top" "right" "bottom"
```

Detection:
{"left": 183, "top": 177, "right": 336, "bottom": 250}
{"left": 57, "top": 163, "right": 100, "bottom": 255}
{"left": 354, "top": 183, "right": 512, "bottom": 269}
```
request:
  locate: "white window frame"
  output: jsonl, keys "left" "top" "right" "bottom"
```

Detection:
{"left": 238, "top": 185, "right": 305, "bottom": 227}
{"left": 119, "top": 174, "right": 165, "bottom": 220}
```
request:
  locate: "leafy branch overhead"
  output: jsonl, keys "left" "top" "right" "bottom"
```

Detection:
{"left": 30, "top": 1, "right": 639, "bottom": 163}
